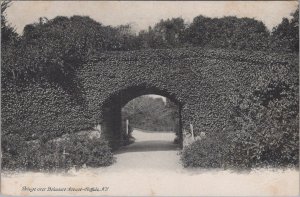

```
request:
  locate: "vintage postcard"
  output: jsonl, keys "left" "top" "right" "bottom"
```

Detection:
{"left": 1, "top": 1, "right": 299, "bottom": 196}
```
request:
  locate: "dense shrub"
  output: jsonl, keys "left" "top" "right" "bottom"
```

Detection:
{"left": 1, "top": 134, "right": 27, "bottom": 170}
{"left": 1, "top": 132, "right": 114, "bottom": 171}
{"left": 64, "top": 134, "right": 114, "bottom": 167}
{"left": 181, "top": 79, "right": 299, "bottom": 169}
{"left": 181, "top": 137, "right": 225, "bottom": 168}
{"left": 225, "top": 80, "right": 299, "bottom": 168}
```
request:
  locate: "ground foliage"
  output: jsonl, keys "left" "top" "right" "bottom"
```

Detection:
{"left": 2, "top": 132, "right": 114, "bottom": 171}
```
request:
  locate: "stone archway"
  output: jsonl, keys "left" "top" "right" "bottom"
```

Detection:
{"left": 77, "top": 48, "right": 291, "bottom": 151}
{"left": 100, "top": 85, "right": 184, "bottom": 149}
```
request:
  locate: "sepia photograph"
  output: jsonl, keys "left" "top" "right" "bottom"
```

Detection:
{"left": 1, "top": 1, "right": 299, "bottom": 196}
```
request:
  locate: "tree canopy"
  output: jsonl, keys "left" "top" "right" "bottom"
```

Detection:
{"left": 122, "top": 96, "right": 179, "bottom": 132}
{"left": 1, "top": 5, "right": 298, "bottom": 91}
{"left": 271, "top": 8, "right": 299, "bottom": 52}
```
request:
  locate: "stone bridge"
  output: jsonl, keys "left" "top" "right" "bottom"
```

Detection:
{"left": 77, "top": 47, "right": 296, "bottom": 149}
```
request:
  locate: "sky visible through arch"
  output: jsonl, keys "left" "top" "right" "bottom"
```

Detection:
{"left": 147, "top": 95, "right": 166, "bottom": 103}
{"left": 6, "top": 1, "right": 298, "bottom": 35}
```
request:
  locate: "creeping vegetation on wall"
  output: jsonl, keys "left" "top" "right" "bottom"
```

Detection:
{"left": 1, "top": 46, "right": 299, "bottom": 169}
{"left": 2, "top": 82, "right": 93, "bottom": 141}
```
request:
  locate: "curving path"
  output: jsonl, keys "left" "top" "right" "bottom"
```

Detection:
{"left": 112, "top": 129, "right": 181, "bottom": 170}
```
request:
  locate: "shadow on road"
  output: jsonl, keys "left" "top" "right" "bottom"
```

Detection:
{"left": 114, "top": 140, "right": 180, "bottom": 154}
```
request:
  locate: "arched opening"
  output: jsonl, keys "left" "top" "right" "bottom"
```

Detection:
{"left": 119, "top": 94, "right": 181, "bottom": 153}
{"left": 100, "top": 85, "right": 183, "bottom": 150}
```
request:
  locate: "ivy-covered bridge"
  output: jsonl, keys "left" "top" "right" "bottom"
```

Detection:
{"left": 78, "top": 47, "right": 297, "bottom": 148}
{"left": 2, "top": 47, "right": 297, "bottom": 150}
